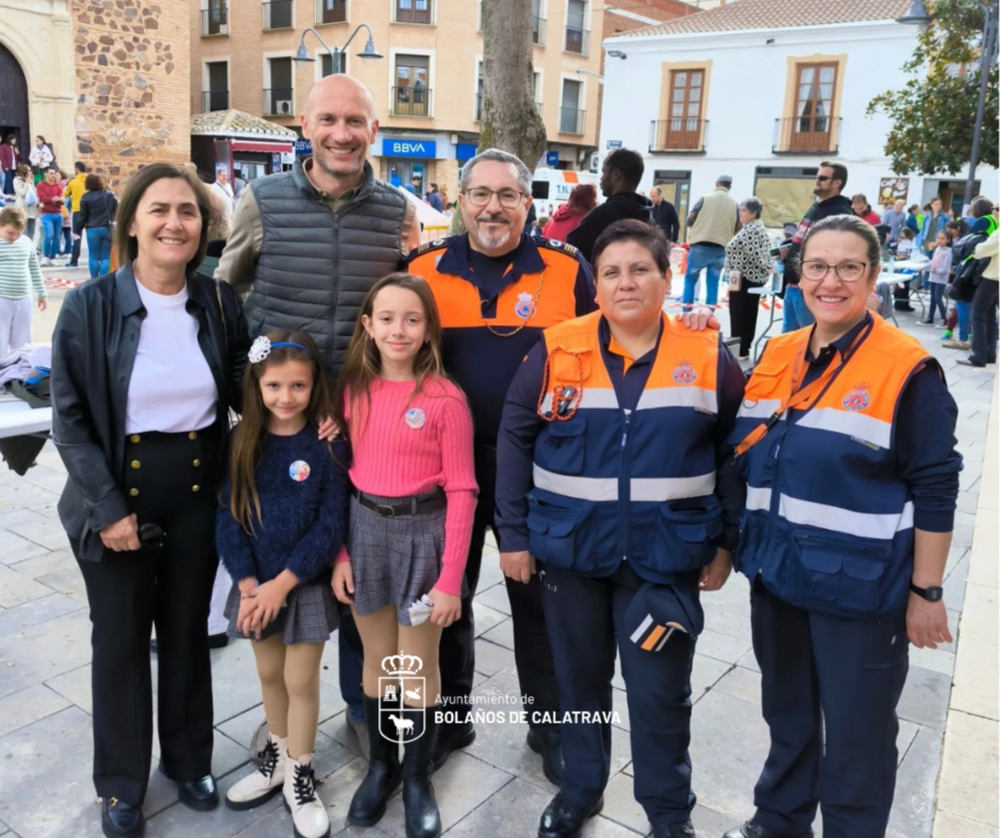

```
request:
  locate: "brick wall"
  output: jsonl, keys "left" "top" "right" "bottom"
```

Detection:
{"left": 69, "top": 0, "right": 191, "bottom": 190}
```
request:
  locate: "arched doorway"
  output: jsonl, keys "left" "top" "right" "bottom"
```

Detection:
{"left": 0, "top": 42, "right": 29, "bottom": 151}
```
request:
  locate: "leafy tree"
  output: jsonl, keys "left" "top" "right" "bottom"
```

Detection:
{"left": 867, "top": 0, "right": 998, "bottom": 175}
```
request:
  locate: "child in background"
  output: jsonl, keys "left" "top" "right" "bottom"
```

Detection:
{"left": 0, "top": 207, "right": 47, "bottom": 356}
{"left": 217, "top": 329, "right": 348, "bottom": 838}
{"left": 895, "top": 227, "right": 916, "bottom": 259}
{"left": 921, "top": 230, "right": 953, "bottom": 326}
{"left": 332, "top": 273, "right": 477, "bottom": 838}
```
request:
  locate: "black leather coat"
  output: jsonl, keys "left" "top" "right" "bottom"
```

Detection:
{"left": 51, "top": 264, "right": 249, "bottom": 561}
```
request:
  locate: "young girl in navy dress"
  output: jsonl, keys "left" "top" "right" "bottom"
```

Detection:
{"left": 331, "top": 273, "right": 477, "bottom": 838}
{"left": 216, "top": 329, "right": 348, "bottom": 838}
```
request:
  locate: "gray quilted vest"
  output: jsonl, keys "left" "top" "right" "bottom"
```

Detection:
{"left": 249, "top": 160, "right": 408, "bottom": 380}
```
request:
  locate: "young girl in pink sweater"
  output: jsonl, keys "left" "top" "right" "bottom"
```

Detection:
{"left": 331, "top": 273, "right": 477, "bottom": 838}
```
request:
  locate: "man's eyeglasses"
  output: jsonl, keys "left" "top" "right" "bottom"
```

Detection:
{"left": 800, "top": 260, "right": 872, "bottom": 283}
{"left": 462, "top": 187, "right": 527, "bottom": 209}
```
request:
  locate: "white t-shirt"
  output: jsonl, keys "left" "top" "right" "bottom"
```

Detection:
{"left": 211, "top": 181, "right": 235, "bottom": 219}
{"left": 125, "top": 279, "right": 218, "bottom": 434}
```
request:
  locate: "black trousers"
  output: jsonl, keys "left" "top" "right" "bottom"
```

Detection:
{"left": 728, "top": 285, "right": 761, "bottom": 357}
{"left": 437, "top": 446, "right": 560, "bottom": 727}
{"left": 970, "top": 278, "right": 999, "bottom": 365}
{"left": 77, "top": 429, "right": 221, "bottom": 806}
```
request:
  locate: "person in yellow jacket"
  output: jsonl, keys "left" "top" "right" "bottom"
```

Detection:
{"left": 63, "top": 161, "right": 88, "bottom": 268}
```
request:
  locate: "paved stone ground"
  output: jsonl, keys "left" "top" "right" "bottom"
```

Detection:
{"left": 0, "top": 297, "right": 993, "bottom": 838}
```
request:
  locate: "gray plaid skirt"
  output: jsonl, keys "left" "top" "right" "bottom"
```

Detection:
{"left": 224, "top": 580, "right": 338, "bottom": 644}
{"left": 348, "top": 491, "right": 455, "bottom": 626}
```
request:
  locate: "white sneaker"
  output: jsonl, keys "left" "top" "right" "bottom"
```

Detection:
{"left": 284, "top": 751, "right": 330, "bottom": 838}
{"left": 226, "top": 732, "right": 286, "bottom": 811}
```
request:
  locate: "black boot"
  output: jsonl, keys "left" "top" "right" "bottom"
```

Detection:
{"left": 347, "top": 694, "right": 402, "bottom": 826}
{"left": 401, "top": 706, "right": 442, "bottom": 838}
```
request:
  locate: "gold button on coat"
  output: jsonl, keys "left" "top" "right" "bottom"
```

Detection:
{"left": 129, "top": 488, "right": 139, "bottom": 497}
{"left": 188, "top": 432, "right": 198, "bottom": 440}
{"left": 131, "top": 460, "right": 141, "bottom": 470}
{"left": 193, "top": 459, "right": 201, "bottom": 467}
{"left": 192, "top": 485, "right": 201, "bottom": 493}
{"left": 130, "top": 434, "right": 140, "bottom": 443}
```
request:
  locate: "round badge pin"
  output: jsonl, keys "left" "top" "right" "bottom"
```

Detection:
{"left": 405, "top": 408, "right": 426, "bottom": 430}
{"left": 289, "top": 460, "right": 311, "bottom": 482}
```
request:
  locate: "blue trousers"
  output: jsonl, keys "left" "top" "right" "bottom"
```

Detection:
{"left": 956, "top": 300, "right": 972, "bottom": 341}
{"left": 41, "top": 213, "right": 62, "bottom": 260}
{"left": 86, "top": 226, "right": 113, "bottom": 278}
{"left": 782, "top": 285, "right": 815, "bottom": 332}
{"left": 683, "top": 243, "right": 725, "bottom": 310}
{"left": 750, "top": 579, "right": 908, "bottom": 838}
{"left": 928, "top": 282, "right": 947, "bottom": 323}
{"left": 541, "top": 561, "right": 697, "bottom": 827}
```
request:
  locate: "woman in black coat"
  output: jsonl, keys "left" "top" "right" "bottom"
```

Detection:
{"left": 51, "top": 163, "right": 250, "bottom": 838}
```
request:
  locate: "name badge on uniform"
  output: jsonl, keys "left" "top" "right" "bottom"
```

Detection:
{"left": 405, "top": 408, "right": 426, "bottom": 430}
{"left": 289, "top": 460, "right": 311, "bottom": 482}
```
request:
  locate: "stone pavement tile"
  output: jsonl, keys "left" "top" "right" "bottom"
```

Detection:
{"left": 441, "top": 775, "right": 551, "bottom": 838}
{"left": 35, "top": 565, "right": 87, "bottom": 603}
{"left": 0, "top": 508, "right": 48, "bottom": 530}
{"left": 235, "top": 806, "right": 394, "bottom": 838}
{"left": 33, "top": 451, "right": 67, "bottom": 475}
{"left": 908, "top": 645, "right": 956, "bottom": 677}
{"left": 45, "top": 663, "right": 94, "bottom": 713}
{"left": 956, "top": 491, "right": 980, "bottom": 515}
{"left": 0, "top": 482, "right": 61, "bottom": 515}
{"left": 612, "top": 687, "right": 630, "bottom": 732}
{"left": 0, "top": 706, "right": 104, "bottom": 838}
{"left": 0, "top": 562, "right": 54, "bottom": 608}
{"left": 7, "top": 546, "right": 76, "bottom": 580}
{"left": 960, "top": 583, "right": 998, "bottom": 643}
{"left": 691, "top": 654, "right": 732, "bottom": 703}
{"left": 978, "top": 490, "right": 999, "bottom": 511}
{"left": 0, "top": 608, "right": 92, "bottom": 699}
{"left": 888, "top": 726, "right": 944, "bottom": 838}
{"left": 693, "top": 803, "right": 742, "bottom": 834}
{"left": 737, "top": 650, "right": 760, "bottom": 674}
{"left": 216, "top": 704, "right": 266, "bottom": 752}
{"left": 934, "top": 811, "right": 1000, "bottom": 838}
{"left": 478, "top": 552, "right": 505, "bottom": 590}
{"left": 689, "top": 690, "right": 770, "bottom": 822}
{"left": 0, "top": 684, "right": 71, "bottom": 738}
{"left": 314, "top": 755, "right": 377, "bottom": 834}
{"left": 481, "top": 616, "right": 514, "bottom": 650}
{"left": 472, "top": 602, "right": 508, "bottom": 639}
{"left": 713, "top": 665, "right": 761, "bottom": 707}
{"left": 968, "top": 534, "right": 999, "bottom": 589}
{"left": 18, "top": 466, "right": 69, "bottom": 497}
{"left": 0, "top": 591, "right": 82, "bottom": 638}
{"left": 897, "top": 666, "right": 952, "bottom": 731}
{"left": 700, "top": 584, "right": 752, "bottom": 640}
{"left": 897, "top": 719, "right": 921, "bottom": 766}
{"left": 473, "top": 638, "right": 515, "bottom": 677}
{"left": 144, "top": 766, "right": 284, "bottom": 838}
{"left": 599, "top": 771, "right": 653, "bottom": 834}
{"left": 378, "top": 751, "right": 514, "bottom": 838}
{"left": 936, "top": 712, "right": 999, "bottom": 828}
{"left": 0, "top": 528, "right": 50, "bottom": 566}
{"left": 474, "top": 580, "right": 512, "bottom": 616}
{"left": 950, "top": 637, "right": 999, "bottom": 720}
{"left": 696, "top": 629, "right": 753, "bottom": 667}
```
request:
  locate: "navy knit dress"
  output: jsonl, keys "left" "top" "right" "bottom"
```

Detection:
{"left": 216, "top": 427, "right": 349, "bottom": 643}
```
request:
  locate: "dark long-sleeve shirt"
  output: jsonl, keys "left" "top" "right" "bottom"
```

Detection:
{"left": 216, "top": 429, "right": 349, "bottom": 584}
{"left": 784, "top": 194, "right": 853, "bottom": 287}
{"left": 496, "top": 318, "right": 746, "bottom": 554}
{"left": 650, "top": 200, "right": 680, "bottom": 244}
{"left": 797, "top": 315, "right": 961, "bottom": 532}
{"left": 566, "top": 192, "right": 653, "bottom": 264}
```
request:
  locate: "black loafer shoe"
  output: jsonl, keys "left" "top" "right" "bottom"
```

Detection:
{"left": 526, "top": 726, "right": 564, "bottom": 785}
{"left": 652, "top": 820, "right": 696, "bottom": 838}
{"left": 431, "top": 721, "right": 476, "bottom": 771}
{"left": 537, "top": 793, "right": 603, "bottom": 838}
{"left": 208, "top": 632, "right": 229, "bottom": 649}
{"left": 723, "top": 819, "right": 814, "bottom": 838}
{"left": 159, "top": 767, "right": 220, "bottom": 811}
{"left": 102, "top": 797, "right": 144, "bottom": 837}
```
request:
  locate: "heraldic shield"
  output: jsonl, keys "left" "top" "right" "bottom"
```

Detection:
{"left": 379, "top": 652, "right": 426, "bottom": 744}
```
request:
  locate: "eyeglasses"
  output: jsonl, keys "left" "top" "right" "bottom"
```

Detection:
{"left": 800, "top": 260, "right": 872, "bottom": 283}
{"left": 462, "top": 187, "right": 527, "bottom": 209}
{"left": 814, "top": 175, "right": 832, "bottom": 183}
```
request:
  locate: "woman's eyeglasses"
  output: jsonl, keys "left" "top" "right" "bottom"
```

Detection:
{"left": 462, "top": 188, "right": 527, "bottom": 209}
{"left": 800, "top": 260, "right": 872, "bottom": 283}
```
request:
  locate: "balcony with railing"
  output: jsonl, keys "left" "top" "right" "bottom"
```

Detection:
{"left": 773, "top": 116, "right": 842, "bottom": 154}
{"left": 263, "top": 88, "right": 295, "bottom": 116}
{"left": 559, "top": 106, "right": 585, "bottom": 135}
{"left": 316, "top": 0, "right": 347, "bottom": 24}
{"left": 564, "top": 26, "right": 589, "bottom": 55}
{"left": 262, "top": 0, "right": 294, "bottom": 30}
{"left": 202, "top": 90, "right": 230, "bottom": 112}
{"left": 393, "top": 0, "right": 433, "bottom": 24}
{"left": 201, "top": 5, "right": 228, "bottom": 36}
{"left": 649, "top": 118, "right": 708, "bottom": 153}
{"left": 532, "top": 16, "right": 546, "bottom": 45}
{"left": 391, "top": 86, "right": 432, "bottom": 117}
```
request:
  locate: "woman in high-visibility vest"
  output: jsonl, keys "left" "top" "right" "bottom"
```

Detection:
{"left": 722, "top": 214, "right": 962, "bottom": 838}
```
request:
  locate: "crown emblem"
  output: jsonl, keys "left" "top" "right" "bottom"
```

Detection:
{"left": 381, "top": 652, "right": 424, "bottom": 676}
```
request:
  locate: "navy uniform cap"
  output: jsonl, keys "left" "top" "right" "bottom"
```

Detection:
{"left": 624, "top": 583, "right": 704, "bottom": 652}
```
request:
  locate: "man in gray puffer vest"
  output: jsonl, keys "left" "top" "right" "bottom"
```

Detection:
{"left": 217, "top": 74, "right": 420, "bottom": 380}
{"left": 216, "top": 74, "right": 419, "bottom": 765}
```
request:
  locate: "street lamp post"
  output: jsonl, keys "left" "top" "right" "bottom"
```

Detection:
{"left": 292, "top": 23, "right": 383, "bottom": 74}
{"left": 964, "top": 0, "right": 998, "bottom": 208}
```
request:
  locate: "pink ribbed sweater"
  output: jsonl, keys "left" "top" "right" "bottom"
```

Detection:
{"left": 339, "top": 376, "right": 478, "bottom": 596}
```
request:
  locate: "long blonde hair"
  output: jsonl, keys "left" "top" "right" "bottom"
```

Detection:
{"left": 333, "top": 273, "right": 448, "bottom": 442}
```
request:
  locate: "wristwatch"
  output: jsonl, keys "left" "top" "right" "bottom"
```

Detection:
{"left": 910, "top": 583, "right": 944, "bottom": 602}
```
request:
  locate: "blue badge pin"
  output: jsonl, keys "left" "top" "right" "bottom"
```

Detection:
{"left": 405, "top": 408, "right": 426, "bottom": 430}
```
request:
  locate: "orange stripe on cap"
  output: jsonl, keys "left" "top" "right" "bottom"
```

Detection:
{"left": 641, "top": 624, "right": 667, "bottom": 651}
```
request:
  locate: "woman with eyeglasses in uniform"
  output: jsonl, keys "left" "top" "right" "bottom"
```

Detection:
{"left": 720, "top": 214, "right": 962, "bottom": 838}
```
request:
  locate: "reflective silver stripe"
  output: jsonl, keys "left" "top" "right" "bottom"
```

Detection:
{"left": 532, "top": 465, "right": 716, "bottom": 503}
{"left": 746, "top": 485, "right": 772, "bottom": 511}
{"left": 737, "top": 398, "right": 783, "bottom": 420}
{"left": 629, "top": 613, "right": 653, "bottom": 645}
{"left": 794, "top": 407, "right": 892, "bottom": 449}
{"left": 540, "top": 387, "right": 618, "bottom": 414}
{"left": 636, "top": 387, "right": 718, "bottom": 414}
{"left": 778, "top": 494, "right": 914, "bottom": 540}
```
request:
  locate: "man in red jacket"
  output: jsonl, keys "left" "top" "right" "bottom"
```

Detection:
{"left": 0, "top": 135, "right": 20, "bottom": 197}
{"left": 851, "top": 193, "right": 882, "bottom": 226}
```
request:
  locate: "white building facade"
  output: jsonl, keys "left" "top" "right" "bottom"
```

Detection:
{"left": 599, "top": 0, "right": 997, "bottom": 235}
